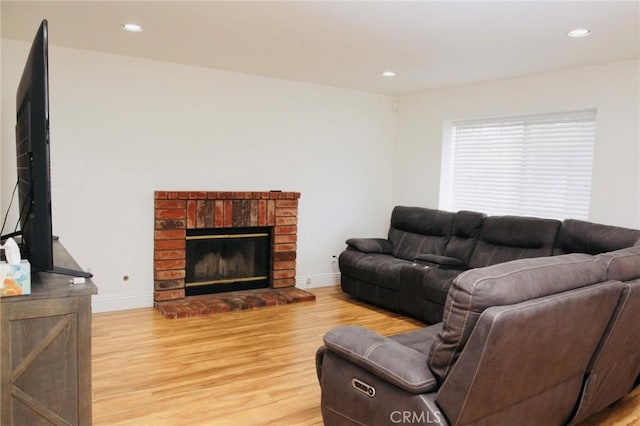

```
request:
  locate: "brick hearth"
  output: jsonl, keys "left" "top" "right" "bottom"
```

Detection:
{"left": 154, "top": 191, "right": 301, "bottom": 305}
{"left": 155, "top": 287, "right": 316, "bottom": 319}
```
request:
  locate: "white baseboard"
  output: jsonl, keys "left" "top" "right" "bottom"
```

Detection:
{"left": 92, "top": 292, "right": 153, "bottom": 313}
{"left": 296, "top": 273, "right": 340, "bottom": 289}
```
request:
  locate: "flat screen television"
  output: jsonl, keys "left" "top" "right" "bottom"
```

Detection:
{"left": 6, "top": 19, "right": 91, "bottom": 278}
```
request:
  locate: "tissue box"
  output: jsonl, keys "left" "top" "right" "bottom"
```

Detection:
{"left": 1, "top": 260, "right": 31, "bottom": 297}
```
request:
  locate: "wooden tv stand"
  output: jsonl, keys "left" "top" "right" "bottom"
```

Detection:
{"left": 0, "top": 241, "right": 98, "bottom": 425}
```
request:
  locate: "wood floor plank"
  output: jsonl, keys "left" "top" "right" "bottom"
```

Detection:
{"left": 92, "top": 285, "right": 640, "bottom": 425}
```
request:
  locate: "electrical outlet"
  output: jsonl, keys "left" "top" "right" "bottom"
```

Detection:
{"left": 306, "top": 278, "right": 312, "bottom": 286}
{"left": 331, "top": 255, "right": 338, "bottom": 263}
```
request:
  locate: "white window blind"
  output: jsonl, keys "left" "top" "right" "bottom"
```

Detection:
{"left": 441, "top": 110, "right": 596, "bottom": 220}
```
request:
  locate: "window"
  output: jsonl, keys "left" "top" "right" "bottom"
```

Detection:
{"left": 440, "top": 110, "right": 596, "bottom": 220}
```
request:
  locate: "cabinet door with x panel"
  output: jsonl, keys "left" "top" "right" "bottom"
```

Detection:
{"left": 1, "top": 293, "right": 93, "bottom": 426}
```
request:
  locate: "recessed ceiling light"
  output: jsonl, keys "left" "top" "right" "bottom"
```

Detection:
{"left": 382, "top": 71, "right": 396, "bottom": 77}
{"left": 121, "top": 23, "right": 143, "bottom": 32}
{"left": 567, "top": 28, "right": 592, "bottom": 38}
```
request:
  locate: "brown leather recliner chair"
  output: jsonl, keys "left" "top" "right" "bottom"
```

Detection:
{"left": 317, "top": 252, "right": 640, "bottom": 425}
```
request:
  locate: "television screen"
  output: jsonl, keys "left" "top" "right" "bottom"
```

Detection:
{"left": 8, "top": 19, "right": 91, "bottom": 278}
{"left": 15, "top": 19, "right": 53, "bottom": 273}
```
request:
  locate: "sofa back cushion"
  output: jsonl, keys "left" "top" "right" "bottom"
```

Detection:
{"left": 443, "top": 210, "right": 486, "bottom": 265}
{"left": 467, "top": 215, "right": 561, "bottom": 269}
{"left": 388, "top": 206, "right": 455, "bottom": 261}
{"left": 428, "top": 253, "right": 607, "bottom": 381}
{"left": 554, "top": 219, "right": 640, "bottom": 255}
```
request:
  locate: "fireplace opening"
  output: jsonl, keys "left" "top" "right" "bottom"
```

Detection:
{"left": 185, "top": 227, "right": 271, "bottom": 296}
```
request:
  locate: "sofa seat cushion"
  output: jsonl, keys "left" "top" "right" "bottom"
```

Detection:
{"left": 428, "top": 253, "right": 607, "bottom": 381}
{"left": 389, "top": 323, "right": 443, "bottom": 355}
{"left": 597, "top": 246, "right": 640, "bottom": 282}
{"left": 339, "top": 250, "right": 411, "bottom": 290}
{"left": 468, "top": 215, "right": 561, "bottom": 269}
{"left": 415, "top": 254, "right": 465, "bottom": 269}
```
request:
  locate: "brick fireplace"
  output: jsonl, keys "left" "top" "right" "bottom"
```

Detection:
{"left": 154, "top": 191, "right": 300, "bottom": 303}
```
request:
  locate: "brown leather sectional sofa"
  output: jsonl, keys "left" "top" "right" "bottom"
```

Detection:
{"left": 339, "top": 206, "right": 640, "bottom": 324}
{"left": 317, "top": 246, "right": 640, "bottom": 425}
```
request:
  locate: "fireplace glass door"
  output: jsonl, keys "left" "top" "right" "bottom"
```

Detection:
{"left": 185, "top": 227, "right": 271, "bottom": 296}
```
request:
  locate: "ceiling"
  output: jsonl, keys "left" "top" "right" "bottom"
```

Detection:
{"left": 2, "top": 1, "right": 639, "bottom": 95}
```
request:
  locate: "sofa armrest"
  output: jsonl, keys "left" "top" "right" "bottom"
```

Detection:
{"left": 415, "top": 254, "right": 466, "bottom": 270}
{"left": 323, "top": 325, "right": 437, "bottom": 394}
{"left": 346, "top": 238, "right": 393, "bottom": 254}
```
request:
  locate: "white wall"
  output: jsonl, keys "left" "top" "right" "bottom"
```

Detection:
{"left": 394, "top": 60, "right": 640, "bottom": 228}
{"left": 1, "top": 39, "right": 396, "bottom": 311}
{"left": 3, "top": 37, "right": 639, "bottom": 313}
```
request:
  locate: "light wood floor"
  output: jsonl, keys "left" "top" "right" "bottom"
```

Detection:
{"left": 92, "top": 285, "right": 640, "bottom": 425}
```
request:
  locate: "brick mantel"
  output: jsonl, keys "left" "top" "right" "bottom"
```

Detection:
{"left": 153, "top": 191, "right": 301, "bottom": 303}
